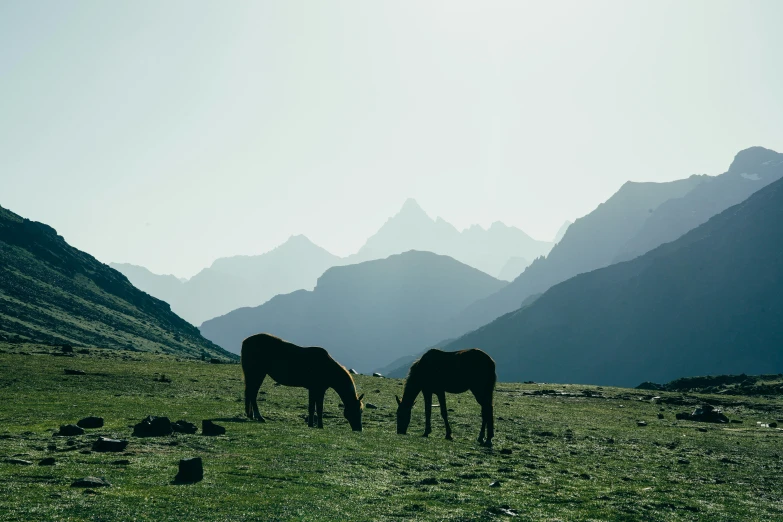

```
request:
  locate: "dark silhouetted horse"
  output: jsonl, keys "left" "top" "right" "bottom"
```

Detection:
{"left": 241, "top": 333, "right": 364, "bottom": 431}
{"left": 396, "top": 348, "right": 496, "bottom": 446}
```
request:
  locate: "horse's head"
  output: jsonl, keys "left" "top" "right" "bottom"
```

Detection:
{"left": 395, "top": 395, "right": 415, "bottom": 435}
{"left": 343, "top": 393, "right": 364, "bottom": 432}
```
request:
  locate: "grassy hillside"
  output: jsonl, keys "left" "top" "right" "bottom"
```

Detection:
{"left": 0, "top": 205, "right": 232, "bottom": 360}
{"left": 2, "top": 343, "right": 782, "bottom": 521}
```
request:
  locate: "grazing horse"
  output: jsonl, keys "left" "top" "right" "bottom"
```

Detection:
{"left": 241, "top": 333, "right": 364, "bottom": 431}
{"left": 396, "top": 348, "right": 496, "bottom": 446}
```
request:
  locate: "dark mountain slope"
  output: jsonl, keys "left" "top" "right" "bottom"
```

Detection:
{"left": 199, "top": 251, "right": 507, "bottom": 371}
{"left": 615, "top": 147, "right": 783, "bottom": 262}
{"left": 452, "top": 175, "right": 705, "bottom": 334}
{"left": 443, "top": 175, "right": 783, "bottom": 387}
{"left": 0, "top": 205, "right": 232, "bottom": 359}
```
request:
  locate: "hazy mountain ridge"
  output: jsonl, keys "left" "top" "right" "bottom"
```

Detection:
{"left": 112, "top": 234, "right": 340, "bottom": 325}
{"left": 0, "top": 205, "right": 231, "bottom": 359}
{"left": 115, "top": 200, "right": 548, "bottom": 324}
{"left": 199, "top": 251, "right": 507, "bottom": 371}
{"left": 450, "top": 173, "right": 708, "bottom": 334}
{"left": 441, "top": 174, "right": 783, "bottom": 386}
{"left": 347, "top": 198, "right": 554, "bottom": 278}
{"left": 614, "top": 146, "right": 783, "bottom": 262}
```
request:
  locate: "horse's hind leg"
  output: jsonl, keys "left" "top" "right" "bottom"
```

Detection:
{"left": 422, "top": 391, "right": 433, "bottom": 437}
{"left": 308, "top": 389, "right": 316, "bottom": 427}
{"left": 436, "top": 391, "right": 453, "bottom": 440}
{"left": 316, "top": 389, "right": 326, "bottom": 429}
{"left": 246, "top": 374, "right": 266, "bottom": 421}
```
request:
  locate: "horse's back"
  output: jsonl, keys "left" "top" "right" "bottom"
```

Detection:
{"left": 415, "top": 348, "right": 495, "bottom": 392}
{"left": 241, "top": 333, "right": 332, "bottom": 387}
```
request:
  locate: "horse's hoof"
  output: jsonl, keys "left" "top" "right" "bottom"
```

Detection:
{"left": 445, "top": 435, "right": 454, "bottom": 441}
{"left": 422, "top": 432, "right": 430, "bottom": 438}
{"left": 257, "top": 416, "right": 266, "bottom": 423}
{"left": 483, "top": 440, "right": 493, "bottom": 448}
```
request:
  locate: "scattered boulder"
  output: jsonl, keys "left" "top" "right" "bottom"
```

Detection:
{"left": 419, "top": 477, "right": 438, "bottom": 485}
{"left": 697, "top": 427, "right": 708, "bottom": 433}
{"left": 637, "top": 421, "right": 648, "bottom": 427}
{"left": 678, "top": 458, "right": 690, "bottom": 465}
{"left": 202, "top": 420, "right": 225, "bottom": 436}
{"left": 675, "top": 404, "right": 729, "bottom": 423}
{"left": 174, "top": 457, "right": 203, "bottom": 483}
{"left": 6, "top": 458, "right": 32, "bottom": 465}
{"left": 636, "top": 381, "right": 664, "bottom": 391}
{"left": 133, "top": 416, "right": 173, "bottom": 437}
{"left": 372, "top": 372, "right": 383, "bottom": 378}
{"left": 71, "top": 477, "right": 111, "bottom": 488}
{"left": 172, "top": 420, "right": 198, "bottom": 434}
{"left": 60, "top": 345, "right": 74, "bottom": 354}
{"left": 64, "top": 369, "right": 85, "bottom": 376}
{"left": 348, "top": 368, "right": 358, "bottom": 375}
{"left": 77, "top": 416, "right": 104, "bottom": 429}
{"left": 56, "top": 424, "right": 85, "bottom": 436}
{"left": 499, "top": 448, "right": 513, "bottom": 455}
{"left": 209, "top": 358, "right": 222, "bottom": 364}
{"left": 365, "top": 403, "right": 378, "bottom": 410}
{"left": 111, "top": 459, "right": 131, "bottom": 465}
{"left": 657, "top": 413, "right": 665, "bottom": 419}
{"left": 770, "top": 422, "right": 779, "bottom": 428}
{"left": 38, "top": 457, "right": 56, "bottom": 466}
{"left": 92, "top": 437, "right": 129, "bottom": 452}
{"left": 489, "top": 480, "right": 501, "bottom": 488}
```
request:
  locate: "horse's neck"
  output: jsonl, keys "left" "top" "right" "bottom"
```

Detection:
{"left": 401, "top": 373, "right": 421, "bottom": 408}
{"left": 329, "top": 363, "right": 356, "bottom": 404}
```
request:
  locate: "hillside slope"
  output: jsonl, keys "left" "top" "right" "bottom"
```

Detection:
{"left": 0, "top": 205, "right": 232, "bottom": 359}
{"left": 200, "top": 251, "right": 507, "bottom": 371}
{"left": 443, "top": 175, "right": 783, "bottom": 386}
{"left": 452, "top": 174, "right": 706, "bottom": 334}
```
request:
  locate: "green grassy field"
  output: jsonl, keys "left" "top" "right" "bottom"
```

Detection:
{"left": 1, "top": 343, "right": 782, "bottom": 521}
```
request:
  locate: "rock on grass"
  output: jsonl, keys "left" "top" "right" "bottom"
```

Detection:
{"left": 202, "top": 420, "right": 225, "bottom": 436}
{"left": 71, "top": 477, "right": 111, "bottom": 488}
{"left": 77, "top": 416, "right": 104, "bottom": 429}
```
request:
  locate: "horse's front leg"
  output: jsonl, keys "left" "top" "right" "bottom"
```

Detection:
{"left": 307, "top": 389, "right": 316, "bottom": 428}
{"left": 436, "top": 391, "right": 453, "bottom": 440}
{"left": 422, "top": 391, "right": 433, "bottom": 437}
{"left": 484, "top": 401, "right": 495, "bottom": 447}
{"left": 316, "top": 390, "right": 326, "bottom": 429}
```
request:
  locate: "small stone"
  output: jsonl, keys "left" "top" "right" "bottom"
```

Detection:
{"left": 174, "top": 457, "right": 203, "bottom": 483}
{"left": 579, "top": 473, "right": 592, "bottom": 480}
{"left": 6, "top": 458, "right": 33, "bottom": 465}
{"left": 697, "top": 427, "right": 708, "bottom": 433}
{"left": 372, "top": 372, "right": 383, "bottom": 378}
{"left": 419, "top": 477, "right": 438, "bottom": 485}
{"left": 77, "top": 416, "right": 104, "bottom": 429}
{"left": 365, "top": 403, "right": 378, "bottom": 410}
{"left": 38, "top": 457, "right": 56, "bottom": 466}
{"left": 489, "top": 480, "right": 501, "bottom": 488}
{"left": 111, "top": 459, "right": 131, "bottom": 465}
{"left": 637, "top": 421, "right": 647, "bottom": 427}
{"left": 769, "top": 422, "right": 778, "bottom": 428}
{"left": 209, "top": 358, "right": 222, "bottom": 364}
{"left": 678, "top": 459, "right": 690, "bottom": 465}
{"left": 93, "top": 437, "right": 129, "bottom": 453}
{"left": 71, "top": 477, "right": 111, "bottom": 488}
{"left": 657, "top": 413, "right": 664, "bottom": 419}
{"left": 57, "top": 424, "right": 85, "bottom": 436}
{"left": 348, "top": 368, "right": 358, "bottom": 375}
{"left": 172, "top": 420, "right": 198, "bottom": 434}
{"left": 64, "top": 369, "right": 86, "bottom": 375}
{"left": 500, "top": 448, "right": 513, "bottom": 455}
{"left": 133, "top": 416, "right": 173, "bottom": 437}
{"left": 202, "top": 420, "right": 225, "bottom": 436}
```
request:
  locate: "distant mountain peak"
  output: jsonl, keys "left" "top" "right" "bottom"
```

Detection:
{"left": 396, "top": 198, "right": 431, "bottom": 220}
{"left": 728, "top": 146, "right": 780, "bottom": 173}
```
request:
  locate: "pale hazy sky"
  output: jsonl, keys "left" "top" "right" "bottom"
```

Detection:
{"left": 2, "top": 1, "right": 781, "bottom": 278}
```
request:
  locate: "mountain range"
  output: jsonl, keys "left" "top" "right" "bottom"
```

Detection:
{"left": 0, "top": 205, "right": 231, "bottom": 359}
{"left": 199, "top": 251, "right": 507, "bottom": 371}
{"left": 114, "top": 199, "right": 553, "bottom": 324}
{"left": 439, "top": 168, "right": 783, "bottom": 386}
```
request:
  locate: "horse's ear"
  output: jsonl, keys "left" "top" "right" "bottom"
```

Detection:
{"left": 358, "top": 393, "right": 364, "bottom": 402}
{"left": 395, "top": 395, "right": 401, "bottom": 406}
